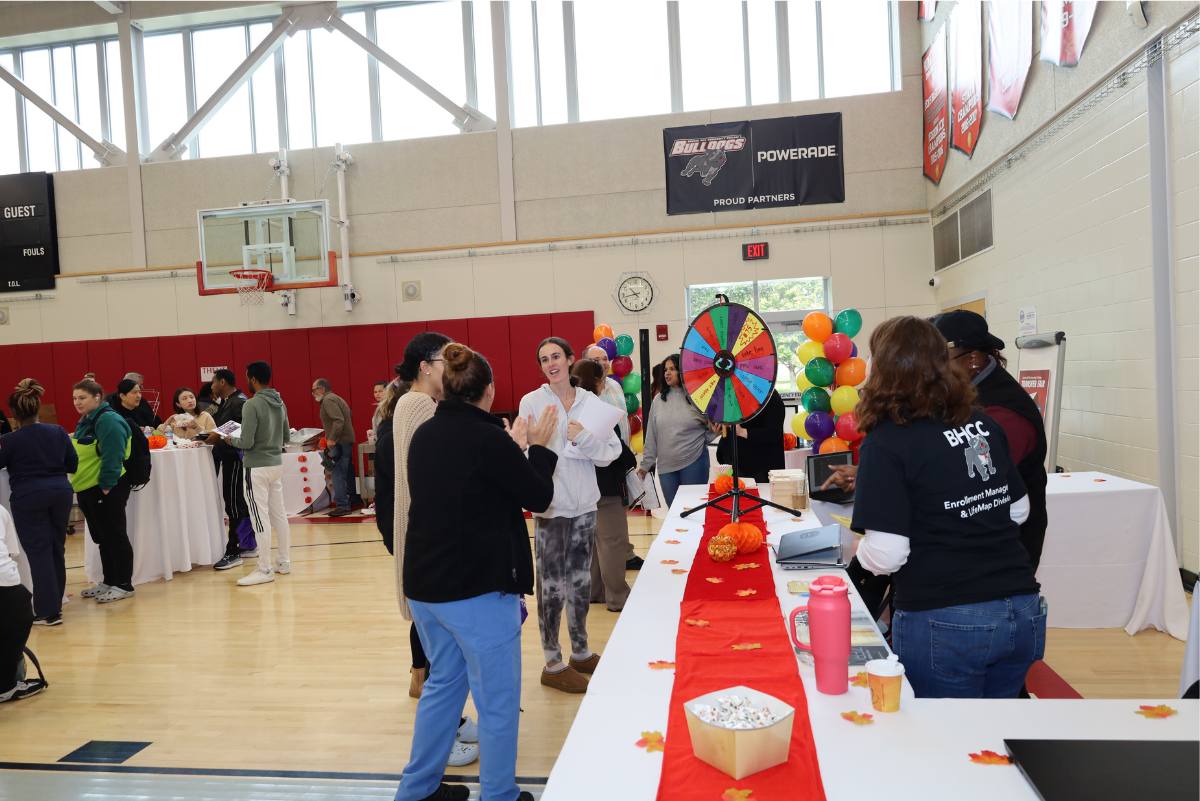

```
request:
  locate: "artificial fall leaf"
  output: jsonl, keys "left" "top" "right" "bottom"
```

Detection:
{"left": 789, "top": 517, "right": 804, "bottom": 522}
{"left": 635, "top": 731, "right": 665, "bottom": 753}
{"left": 850, "top": 671, "right": 869, "bottom": 688}
{"left": 1135, "top": 704, "right": 1178, "bottom": 719}
{"left": 671, "top": 569, "right": 689, "bottom": 575}
{"left": 706, "top": 577, "right": 725, "bottom": 584}
{"left": 841, "top": 710, "right": 875, "bottom": 726}
{"left": 731, "top": 642, "right": 763, "bottom": 651}
{"left": 648, "top": 660, "right": 676, "bottom": 670}
{"left": 967, "top": 750, "right": 1012, "bottom": 765}
{"left": 1093, "top": 478, "right": 1107, "bottom": 483}
{"left": 660, "top": 559, "right": 680, "bottom": 565}
{"left": 675, "top": 528, "right": 690, "bottom": 533}
{"left": 722, "top": 790, "right": 754, "bottom": 801}
{"left": 735, "top": 589, "right": 758, "bottom": 597}
{"left": 685, "top": 618, "right": 711, "bottom": 627}
{"left": 664, "top": 539, "right": 682, "bottom": 544}
{"left": 733, "top": 562, "right": 761, "bottom": 571}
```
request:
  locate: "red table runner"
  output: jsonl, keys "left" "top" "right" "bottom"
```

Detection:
{"left": 656, "top": 490, "right": 828, "bottom": 801}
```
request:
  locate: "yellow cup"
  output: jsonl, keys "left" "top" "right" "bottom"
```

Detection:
{"left": 866, "top": 656, "right": 904, "bottom": 713}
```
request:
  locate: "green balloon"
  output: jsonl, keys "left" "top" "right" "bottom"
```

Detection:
{"left": 622, "top": 372, "right": 642, "bottom": 394}
{"left": 615, "top": 334, "right": 635, "bottom": 357}
{"left": 804, "top": 357, "right": 835, "bottom": 387}
{"left": 625, "top": 392, "right": 640, "bottom": 414}
{"left": 801, "top": 387, "right": 832, "bottom": 413}
{"left": 834, "top": 308, "right": 863, "bottom": 338}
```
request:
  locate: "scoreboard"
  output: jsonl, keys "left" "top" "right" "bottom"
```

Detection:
{"left": 0, "top": 172, "right": 58, "bottom": 292}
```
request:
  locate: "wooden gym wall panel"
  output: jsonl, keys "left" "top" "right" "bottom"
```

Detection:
{"left": 551, "top": 311, "right": 597, "bottom": 363}
{"left": 307, "top": 328, "right": 351, "bottom": 433}
{"left": 231, "top": 332, "right": 271, "bottom": 378}
{"left": 192, "top": 334, "right": 235, "bottom": 386}
{"left": 346, "top": 324, "right": 391, "bottom": 438}
{"left": 508, "top": 314, "right": 552, "bottom": 407}
{"left": 426, "top": 318, "right": 471, "bottom": 345}
{"left": 0, "top": 346, "right": 24, "bottom": 421}
{"left": 156, "top": 336, "right": 199, "bottom": 411}
{"left": 86, "top": 340, "right": 124, "bottom": 395}
{"left": 267, "top": 330, "right": 314, "bottom": 430}
{"left": 386, "top": 322, "right": 427, "bottom": 370}
{"left": 12, "top": 343, "right": 56, "bottom": 422}
{"left": 467, "top": 316, "right": 513, "bottom": 412}
{"left": 51, "top": 341, "right": 89, "bottom": 427}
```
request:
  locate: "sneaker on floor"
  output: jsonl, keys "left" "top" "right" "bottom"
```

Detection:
{"left": 540, "top": 665, "right": 589, "bottom": 694}
{"left": 33, "top": 614, "right": 63, "bottom": 627}
{"left": 80, "top": 583, "right": 108, "bottom": 599}
{"left": 415, "top": 783, "right": 470, "bottom": 801}
{"left": 456, "top": 716, "right": 479, "bottom": 743}
{"left": 213, "top": 554, "right": 243, "bottom": 571}
{"left": 96, "top": 587, "right": 134, "bottom": 604}
{"left": 0, "top": 679, "right": 47, "bottom": 703}
{"left": 568, "top": 653, "right": 601, "bottom": 675}
{"left": 327, "top": 507, "right": 352, "bottom": 517}
{"left": 445, "top": 740, "right": 479, "bottom": 767}
{"left": 239, "top": 548, "right": 258, "bottom": 558}
{"left": 275, "top": 560, "right": 291, "bottom": 575}
{"left": 625, "top": 555, "right": 644, "bottom": 570}
{"left": 236, "top": 569, "right": 274, "bottom": 586}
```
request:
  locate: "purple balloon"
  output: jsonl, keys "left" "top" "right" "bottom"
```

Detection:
{"left": 810, "top": 436, "right": 826, "bottom": 453}
{"left": 804, "top": 411, "right": 835, "bottom": 441}
{"left": 850, "top": 342, "right": 858, "bottom": 358}
{"left": 597, "top": 337, "right": 618, "bottom": 359}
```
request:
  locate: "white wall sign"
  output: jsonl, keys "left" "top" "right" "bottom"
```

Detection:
{"left": 1018, "top": 305, "right": 1037, "bottom": 337}
{"left": 200, "top": 365, "right": 228, "bottom": 382}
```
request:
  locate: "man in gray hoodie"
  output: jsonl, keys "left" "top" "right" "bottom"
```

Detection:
{"left": 224, "top": 361, "right": 292, "bottom": 587}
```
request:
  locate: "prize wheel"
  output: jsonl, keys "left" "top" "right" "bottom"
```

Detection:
{"left": 680, "top": 302, "right": 778, "bottom": 425}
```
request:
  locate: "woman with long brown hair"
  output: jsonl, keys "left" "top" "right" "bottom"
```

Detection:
{"left": 849, "top": 316, "right": 1044, "bottom": 699}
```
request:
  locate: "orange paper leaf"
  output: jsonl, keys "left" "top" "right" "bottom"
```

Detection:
{"left": 648, "top": 660, "right": 676, "bottom": 671}
{"left": 841, "top": 710, "right": 875, "bottom": 726}
{"left": 1135, "top": 704, "right": 1178, "bottom": 719}
{"left": 968, "top": 750, "right": 1013, "bottom": 765}
{"left": 733, "top": 562, "right": 761, "bottom": 571}
{"left": 790, "top": 517, "right": 804, "bottom": 522}
{"left": 660, "top": 559, "right": 680, "bottom": 565}
{"left": 671, "top": 568, "right": 689, "bottom": 575}
{"left": 722, "top": 790, "right": 754, "bottom": 801}
{"left": 731, "top": 642, "right": 763, "bottom": 651}
{"left": 675, "top": 528, "right": 690, "bottom": 532}
{"left": 1093, "top": 478, "right": 1106, "bottom": 483}
{"left": 685, "top": 618, "right": 711, "bottom": 627}
{"left": 635, "top": 731, "right": 665, "bottom": 753}
{"left": 706, "top": 577, "right": 725, "bottom": 584}
{"left": 850, "top": 671, "right": 869, "bottom": 688}
{"left": 664, "top": 539, "right": 682, "bottom": 544}
{"left": 735, "top": 589, "right": 758, "bottom": 597}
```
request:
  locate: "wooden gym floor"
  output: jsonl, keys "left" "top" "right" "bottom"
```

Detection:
{"left": 0, "top": 514, "right": 1188, "bottom": 786}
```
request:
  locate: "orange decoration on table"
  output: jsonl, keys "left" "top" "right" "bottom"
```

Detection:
{"left": 684, "top": 618, "right": 711, "bottom": 627}
{"left": 713, "top": 474, "right": 745, "bottom": 494}
{"left": 635, "top": 731, "right": 665, "bottom": 753}
{"left": 722, "top": 790, "right": 754, "bottom": 801}
{"left": 841, "top": 711, "right": 875, "bottom": 726}
{"left": 850, "top": 671, "right": 869, "bottom": 688}
{"left": 719, "top": 521, "right": 765, "bottom": 554}
{"left": 733, "top": 562, "right": 761, "bottom": 571}
{"left": 731, "top": 642, "right": 762, "bottom": 651}
{"left": 735, "top": 589, "right": 758, "bottom": 597}
{"left": 707, "top": 534, "right": 738, "bottom": 562}
{"left": 146, "top": 434, "right": 168, "bottom": 450}
{"left": 968, "top": 750, "right": 1013, "bottom": 765}
{"left": 660, "top": 559, "right": 679, "bottom": 565}
{"left": 664, "top": 539, "right": 682, "bottom": 544}
{"left": 1135, "top": 704, "right": 1178, "bottom": 719}
{"left": 671, "top": 569, "right": 688, "bottom": 575}
{"left": 648, "top": 660, "right": 676, "bottom": 671}
{"left": 706, "top": 577, "right": 725, "bottom": 584}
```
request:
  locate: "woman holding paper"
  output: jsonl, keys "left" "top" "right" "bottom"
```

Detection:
{"left": 637, "top": 354, "right": 714, "bottom": 507}
{"left": 518, "top": 337, "right": 620, "bottom": 694}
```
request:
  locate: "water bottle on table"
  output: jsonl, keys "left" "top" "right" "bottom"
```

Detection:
{"left": 788, "top": 574, "right": 851, "bottom": 694}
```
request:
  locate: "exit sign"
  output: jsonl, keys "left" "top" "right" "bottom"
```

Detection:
{"left": 742, "top": 242, "right": 769, "bottom": 261}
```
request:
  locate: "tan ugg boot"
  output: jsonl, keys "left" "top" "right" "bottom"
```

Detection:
{"left": 409, "top": 666, "right": 427, "bottom": 699}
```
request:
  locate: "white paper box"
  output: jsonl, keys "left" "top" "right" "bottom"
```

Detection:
{"left": 683, "top": 685, "right": 795, "bottom": 780}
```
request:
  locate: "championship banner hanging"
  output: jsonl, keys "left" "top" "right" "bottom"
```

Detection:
{"left": 922, "top": 26, "right": 949, "bottom": 184}
{"left": 987, "top": 0, "right": 1033, "bottom": 119}
{"left": 950, "top": 2, "right": 983, "bottom": 157}
{"left": 663, "top": 113, "right": 844, "bottom": 216}
{"left": 0, "top": 171, "right": 58, "bottom": 293}
{"left": 1040, "top": 1, "right": 1097, "bottom": 67}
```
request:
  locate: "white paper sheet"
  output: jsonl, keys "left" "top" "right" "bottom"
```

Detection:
{"left": 563, "top": 393, "right": 624, "bottom": 461}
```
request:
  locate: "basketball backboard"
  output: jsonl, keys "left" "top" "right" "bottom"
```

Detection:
{"left": 195, "top": 199, "right": 337, "bottom": 295}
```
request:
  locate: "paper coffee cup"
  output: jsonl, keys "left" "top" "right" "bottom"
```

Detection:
{"left": 866, "top": 655, "right": 904, "bottom": 713}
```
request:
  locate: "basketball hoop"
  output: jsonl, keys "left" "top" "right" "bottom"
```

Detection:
{"left": 229, "top": 269, "right": 273, "bottom": 306}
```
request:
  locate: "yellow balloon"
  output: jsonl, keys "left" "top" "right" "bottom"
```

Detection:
{"left": 797, "top": 339, "right": 825, "bottom": 364}
{"left": 790, "top": 411, "right": 809, "bottom": 437}
{"left": 830, "top": 386, "right": 860, "bottom": 416}
{"left": 630, "top": 431, "right": 644, "bottom": 454}
{"left": 794, "top": 372, "right": 814, "bottom": 393}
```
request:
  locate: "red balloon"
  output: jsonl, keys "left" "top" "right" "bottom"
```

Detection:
{"left": 835, "top": 412, "right": 863, "bottom": 443}
{"left": 823, "top": 333, "right": 853, "bottom": 365}
{"left": 611, "top": 355, "right": 633, "bottom": 378}
{"left": 819, "top": 437, "right": 850, "bottom": 454}
{"left": 628, "top": 414, "right": 642, "bottom": 436}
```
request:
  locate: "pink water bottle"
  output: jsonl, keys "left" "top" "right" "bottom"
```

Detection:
{"left": 788, "top": 575, "right": 851, "bottom": 695}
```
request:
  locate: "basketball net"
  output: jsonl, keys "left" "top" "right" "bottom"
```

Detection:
{"left": 230, "top": 269, "right": 273, "bottom": 306}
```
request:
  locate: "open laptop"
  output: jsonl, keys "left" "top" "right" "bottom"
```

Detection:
{"left": 807, "top": 452, "right": 855, "bottom": 503}
{"left": 775, "top": 524, "right": 846, "bottom": 570}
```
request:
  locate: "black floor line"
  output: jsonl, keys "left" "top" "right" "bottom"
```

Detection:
{"left": 0, "top": 762, "right": 549, "bottom": 785}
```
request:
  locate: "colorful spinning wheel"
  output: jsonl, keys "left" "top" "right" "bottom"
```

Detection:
{"left": 680, "top": 302, "right": 778, "bottom": 425}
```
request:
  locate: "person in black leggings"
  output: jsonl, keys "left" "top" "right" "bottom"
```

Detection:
{"left": 0, "top": 508, "right": 43, "bottom": 703}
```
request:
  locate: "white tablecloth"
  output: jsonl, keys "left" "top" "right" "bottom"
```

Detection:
{"left": 543, "top": 485, "right": 1199, "bottom": 801}
{"left": 84, "top": 446, "right": 224, "bottom": 586}
{"left": 1040, "top": 471, "right": 1190, "bottom": 639}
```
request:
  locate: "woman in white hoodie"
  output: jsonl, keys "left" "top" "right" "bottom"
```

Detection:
{"left": 518, "top": 337, "right": 621, "bottom": 694}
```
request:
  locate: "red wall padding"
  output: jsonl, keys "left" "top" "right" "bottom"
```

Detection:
{"left": 0, "top": 311, "right": 594, "bottom": 432}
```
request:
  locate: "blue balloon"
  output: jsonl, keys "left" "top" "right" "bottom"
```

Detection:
{"left": 804, "top": 411, "right": 835, "bottom": 441}
{"left": 597, "top": 337, "right": 618, "bottom": 359}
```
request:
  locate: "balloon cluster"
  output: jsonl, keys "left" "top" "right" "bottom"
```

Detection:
{"left": 593, "top": 323, "right": 646, "bottom": 453}
{"left": 790, "top": 309, "right": 867, "bottom": 457}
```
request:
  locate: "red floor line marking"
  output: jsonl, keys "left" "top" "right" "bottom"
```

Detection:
{"left": 1026, "top": 660, "right": 1084, "bottom": 699}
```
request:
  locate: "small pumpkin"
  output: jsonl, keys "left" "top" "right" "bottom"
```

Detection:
{"left": 147, "top": 434, "right": 168, "bottom": 450}
{"left": 721, "top": 521, "right": 764, "bottom": 554}
{"left": 783, "top": 432, "right": 798, "bottom": 450}
{"left": 714, "top": 474, "right": 746, "bottom": 494}
{"left": 707, "top": 534, "right": 738, "bottom": 563}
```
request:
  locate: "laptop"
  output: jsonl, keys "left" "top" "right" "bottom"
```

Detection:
{"left": 1005, "top": 739, "right": 1198, "bottom": 801}
{"left": 775, "top": 524, "right": 846, "bottom": 570}
{"left": 807, "top": 452, "right": 855, "bottom": 503}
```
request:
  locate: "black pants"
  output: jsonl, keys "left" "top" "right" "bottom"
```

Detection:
{"left": 11, "top": 487, "right": 73, "bottom": 619}
{"left": 76, "top": 478, "right": 133, "bottom": 591}
{"left": 410, "top": 622, "right": 428, "bottom": 670}
{"left": 216, "top": 455, "right": 250, "bottom": 555}
{"left": 0, "top": 584, "right": 33, "bottom": 694}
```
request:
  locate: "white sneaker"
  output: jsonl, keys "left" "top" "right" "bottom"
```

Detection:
{"left": 275, "top": 560, "right": 291, "bottom": 575}
{"left": 80, "top": 583, "right": 108, "bottom": 599}
{"left": 95, "top": 586, "right": 134, "bottom": 604}
{"left": 236, "top": 569, "right": 274, "bottom": 586}
{"left": 456, "top": 716, "right": 479, "bottom": 743}
{"left": 446, "top": 740, "right": 479, "bottom": 767}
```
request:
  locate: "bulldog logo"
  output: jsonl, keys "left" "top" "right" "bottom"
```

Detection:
{"left": 681, "top": 148, "right": 728, "bottom": 187}
{"left": 964, "top": 433, "right": 996, "bottom": 482}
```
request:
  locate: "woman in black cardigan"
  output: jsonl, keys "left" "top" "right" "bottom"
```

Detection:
{"left": 395, "top": 343, "right": 558, "bottom": 801}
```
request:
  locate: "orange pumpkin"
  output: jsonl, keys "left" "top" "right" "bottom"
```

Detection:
{"left": 783, "top": 433, "right": 798, "bottom": 450}
{"left": 147, "top": 435, "right": 168, "bottom": 450}
{"left": 720, "top": 521, "right": 764, "bottom": 554}
{"left": 714, "top": 474, "right": 745, "bottom": 493}
{"left": 707, "top": 534, "right": 738, "bottom": 562}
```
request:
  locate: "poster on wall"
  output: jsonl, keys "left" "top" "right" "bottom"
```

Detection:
{"left": 1040, "top": 1, "right": 1097, "bottom": 67}
{"left": 1019, "top": 369, "right": 1051, "bottom": 417}
{"left": 987, "top": 0, "right": 1033, "bottom": 119}
{"left": 949, "top": 2, "right": 983, "bottom": 157}
{"left": 663, "top": 113, "right": 844, "bottom": 215}
{"left": 0, "top": 171, "right": 58, "bottom": 292}
{"left": 922, "top": 26, "right": 949, "bottom": 184}
{"left": 919, "top": 1, "right": 937, "bottom": 21}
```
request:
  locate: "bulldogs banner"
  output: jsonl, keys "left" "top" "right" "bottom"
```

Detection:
{"left": 987, "top": 0, "right": 1033, "bottom": 119}
{"left": 923, "top": 26, "right": 949, "bottom": 184}
{"left": 663, "top": 113, "right": 844, "bottom": 216}
{"left": 949, "top": 2, "right": 983, "bottom": 157}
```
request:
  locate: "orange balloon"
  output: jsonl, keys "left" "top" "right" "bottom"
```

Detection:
{"left": 593, "top": 324, "right": 614, "bottom": 341}
{"left": 802, "top": 312, "right": 833, "bottom": 343}
{"left": 835, "top": 357, "right": 867, "bottom": 387}
{"left": 819, "top": 437, "right": 850, "bottom": 454}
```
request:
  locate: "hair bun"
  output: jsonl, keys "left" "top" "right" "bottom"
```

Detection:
{"left": 15, "top": 378, "right": 43, "bottom": 396}
{"left": 442, "top": 342, "right": 474, "bottom": 371}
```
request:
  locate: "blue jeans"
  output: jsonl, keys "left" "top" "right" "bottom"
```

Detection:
{"left": 328, "top": 442, "right": 356, "bottom": 509}
{"left": 659, "top": 449, "right": 710, "bottom": 509}
{"left": 395, "top": 592, "right": 522, "bottom": 801}
{"left": 892, "top": 593, "right": 1047, "bottom": 699}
